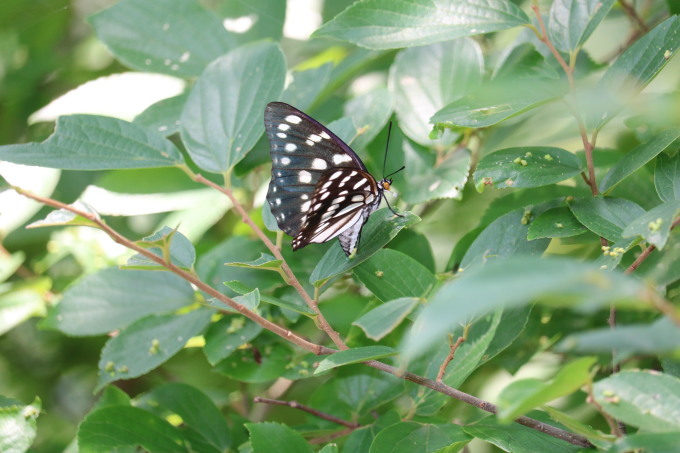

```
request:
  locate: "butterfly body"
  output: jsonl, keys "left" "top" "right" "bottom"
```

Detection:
{"left": 264, "top": 102, "right": 392, "bottom": 256}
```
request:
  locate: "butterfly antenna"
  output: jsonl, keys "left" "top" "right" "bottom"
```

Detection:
{"left": 383, "top": 192, "right": 404, "bottom": 218}
{"left": 382, "top": 121, "right": 393, "bottom": 178}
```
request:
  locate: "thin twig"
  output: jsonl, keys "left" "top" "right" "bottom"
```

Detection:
{"left": 626, "top": 217, "right": 680, "bottom": 275}
{"left": 585, "top": 381, "right": 623, "bottom": 437}
{"left": 188, "top": 171, "right": 348, "bottom": 350}
{"left": 436, "top": 333, "right": 467, "bottom": 382}
{"left": 253, "top": 397, "right": 359, "bottom": 429}
{"left": 618, "top": 0, "right": 648, "bottom": 32}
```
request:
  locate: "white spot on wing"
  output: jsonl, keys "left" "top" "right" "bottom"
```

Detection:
{"left": 320, "top": 192, "right": 330, "bottom": 200}
{"left": 301, "top": 194, "right": 309, "bottom": 200}
{"left": 329, "top": 171, "right": 343, "bottom": 180}
{"left": 320, "top": 131, "right": 331, "bottom": 139}
{"left": 285, "top": 143, "right": 297, "bottom": 152}
{"left": 308, "top": 134, "right": 322, "bottom": 143}
{"left": 311, "top": 158, "right": 327, "bottom": 170}
{"left": 281, "top": 157, "right": 291, "bottom": 165}
{"left": 351, "top": 195, "right": 364, "bottom": 202}
{"left": 285, "top": 115, "right": 302, "bottom": 124}
{"left": 299, "top": 170, "right": 312, "bottom": 183}
{"left": 353, "top": 179, "right": 368, "bottom": 190}
{"left": 275, "top": 198, "right": 282, "bottom": 206}
{"left": 334, "top": 203, "right": 362, "bottom": 217}
{"left": 278, "top": 123, "right": 290, "bottom": 131}
{"left": 301, "top": 201, "right": 311, "bottom": 212}
{"left": 277, "top": 132, "right": 287, "bottom": 138}
{"left": 333, "top": 154, "right": 353, "bottom": 164}
{"left": 305, "top": 139, "right": 314, "bottom": 146}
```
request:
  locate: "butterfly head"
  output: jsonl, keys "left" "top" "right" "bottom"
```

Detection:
{"left": 380, "top": 178, "right": 393, "bottom": 191}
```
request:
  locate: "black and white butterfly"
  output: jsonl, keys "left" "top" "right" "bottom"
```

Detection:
{"left": 264, "top": 102, "right": 401, "bottom": 257}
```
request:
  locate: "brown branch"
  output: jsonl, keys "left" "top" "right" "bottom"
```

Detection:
{"left": 436, "top": 333, "right": 467, "bottom": 382}
{"left": 12, "top": 185, "right": 595, "bottom": 448}
{"left": 531, "top": 5, "right": 574, "bottom": 90}
{"left": 618, "top": 0, "right": 648, "bottom": 32}
{"left": 253, "top": 397, "right": 359, "bottom": 429}
{"left": 626, "top": 217, "right": 680, "bottom": 274}
{"left": 12, "top": 185, "right": 330, "bottom": 356}
{"left": 189, "top": 171, "right": 348, "bottom": 350}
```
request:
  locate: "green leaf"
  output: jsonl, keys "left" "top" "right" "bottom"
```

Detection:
{"left": 593, "top": 370, "right": 680, "bottom": 432}
{"left": 94, "top": 386, "right": 131, "bottom": 410}
{"left": 0, "top": 115, "right": 184, "bottom": 170}
{"left": 126, "top": 226, "right": 196, "bottom": 270}
{"left": 463, "top": 416, "right": 582, "bottom": 453}
{"left": 223, "top": 281, "right": 316, "bottom": 316}
{"left": 600, "top": 128, "right": 680, "bottom": 193}
{"left": 528, "top": 207, "right": 588, "bottom": 240}
{"left": 310, "top": 209, "right": 420, "bottom": 288}
{"left": 557, "top": 317, "right": 680, "bottom": 357}
{"left": 77, "top": 406, "right": 187, "bottom": 453}
{"left": 622, "top": 200, "right": 680, "bottom": 249}
{"left": 403, "top": 256, "right": 646, "bottom": 360}
{"left": 42, "top": 268, "right": 194, "bottom": 336}
{"left": 88, "top": 0, "right": 235, "bottom": 77}
{"left": 475, "top": 147, "right": 583, "bottom": 189}
{"left": 0, "top": 396, "right": 40, "bottom": 453}
{"left": 568, "top": 197, "right": 646, "bottom": 243}
{"left": 97, "top": 309, "right": 212, "bottom": 390}
{"left": 400, "top": 141, "right": 471, "bottom": 203}
{"left": 225, "top": 253, "right": 283, "bottom": 273}
{"left": 134, "top": 93, "right": 188, "bottom": 137}
{"left": 497, "top": 357, "right": 596, "bottom": 422}
{"left": 461, "top": 210, "right": 551, "bottom": 270}
{"left": 432, "top": 77, "right": 566, "bottom": 128}
{"left": 612, "top": 432, "right": 680, "bottom": 453}
{"left": 656, "top": 152, "right": 680, "bottom": 202}
{"left": 585, "top": 16, "right": 680, "bottom": 130}
{"left": 204, "top": 317, "right": 263, "bottom": 365}
{"left": 542, "top": 406, "right": 613, "bottom": 442}
{"left": 353, "top": 249, "right": 436, "bottom": 301}
{"left": 388, "top": 229, "right": 435, "bottom": 272}
{"left": 281, "top": 63, "right": 333, "bottom": 111}
{"left": 180, "top": 41, "right": 286, "bottom": 173}
{"left": 313, "top": 0, "right": 529, "bottom": 50}
{"left": 246, "top": 422, "right": 313, "bottom": 453}
{"left": 315, "top": 346, "right": 397, "bottom": 375}
{"left": 344, "top": 88, "right": 393, "bottom": 151}
{"left": 389, "top": 38, "right": 483, "bottom": 145}
{"left": 140, "top": 383, "right": 230, "bottom": 451}
{"left": 215, "top": 342, "right": 293, "bottom": 383}
{"left": 0, "top": 289, "right": 45, "bottom": 335}
{"left": 318, "top": 444, "right": 338, "bottom": 453}
{"left": 353, "top": 297, "right": 419, "bottom": 341}
{"left": 369, "top": 422, "right": 471, "bottom": 453}
{"left": 26, "top": 201, "right": 100, "bottom": 229}
{"left": 217, "top": 0, "right": 285, "bottom": 45}
{"left": 548, "top": 0, "right": 616, "bottom": 53}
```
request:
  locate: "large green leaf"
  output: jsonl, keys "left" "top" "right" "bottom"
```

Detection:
{"left": 370, "top": 422, "right": 471, "bottom": 453}
{"left": 568, "top": 197, "right": 646, "bottom": 243}
{"left": 612, "top": 432, "right": 680, "bottom": 453}
{"left": 134, "top": 93, "right": 188, "bottom": 137}
{"left": 42, "top": 268, "right": 194, "bottom": 336}
{"left": 593, "top": 370, "right": 680, "bottom": 432}
{"left": 313, "top": 0, "right": 529, "bottom": 50}
{"left": 622, "top": 200, "right": 680, "bottom": 249}
{"left": 655, "top": 152, "right": 680, "bottom": 202}
{"left": 310, "top": 209, "right": 420, "bottom": 288}
{"left": 400, "top": 141, "right": 471, "bottom": 203}
{"left": 432, "top": 76, "right": 566, "bottom": 128}
{"left": 403, "top": 256, "right": 646, "bottom": 360}
{"left": 584, "top": 16, "right": 680, "bottom": 131}
{"left": 353, "top": 249, "right": 436, "bottom": 301}
{"left": 246, "top": 422, "right": 313, "bottom": 453}
{"left": 78, "top": 406, "right": 186, "bottom": 453}
{"left": 344, "top": 88, "right": 393, "bottom": 151}
{"left": 353, "top": 297, "right": 420, "bottom": 341}
{"left": 281, "top": 63, "right": 333, "bottom": 111}
{"left": 389, "top": 38, "right": 483, "bottom": 145}
{"left": 475, "top": 146, "right": 583, "bottom": 189}
{"left": 557, "top": 317, "right": 680, "bottom": 357}
{"left": 180, "top": 42, "right": 286, "bottom": 173}
{"left": 496, "top": 357, "right": 596, "bottom": 422}
{"left": 97, "top": 309, "right": 212, "bottom": 390}
{"left": 139, "top": 383, "right": 230, "bottom": 451}
{"left": 463, "top": 416, "right": 581, "bottom": 453}
{"left": 527, "top": 207, "right": 588, "bottom": 240}
{"left": 89, "top": 0, "right": 235, "bottom": 77}
{"left": 600, "top": 128, "right": 680, "bottom": 193}
{"left": 0, "top": 115, "right": 184, "bottom": 170}
{"left": 0, "top": 397, "right": 40, "bottom": 453}
{"left": 548, "top": 0, "right": 616, "bottom": 53}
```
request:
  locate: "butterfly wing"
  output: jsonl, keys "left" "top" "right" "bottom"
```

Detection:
{"left": 291, "top": 168, "right": 381, "bottom": 255}
{"left": 264, "top": 102, "right": 369, "bottom": 237}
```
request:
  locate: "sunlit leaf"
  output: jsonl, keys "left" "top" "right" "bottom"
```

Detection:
{"left": 568, "top": 197, "right": 646, "bottom": 243}
{"left": 353, "top": 297, "right": 419, "bottom": 341}
{"left": 548, "top": 0, "right": 616, "bottom": 53}
{"left": 315, "top": 346, "right": 397, "bottom": 374}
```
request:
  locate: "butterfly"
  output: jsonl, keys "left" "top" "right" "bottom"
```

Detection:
{"left": 264, "top": 102, "right": 402, "bottom": 257}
